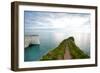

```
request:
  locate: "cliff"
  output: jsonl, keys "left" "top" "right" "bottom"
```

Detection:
{"left": 24, "top": 35, "right": 40, "bottom": 48}
{"left": 40, "top": 37, "right": 89, "bottom": 60}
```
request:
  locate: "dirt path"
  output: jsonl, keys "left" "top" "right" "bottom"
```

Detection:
{"left": 64, "top": 46, "right": 72, "bottom": 59}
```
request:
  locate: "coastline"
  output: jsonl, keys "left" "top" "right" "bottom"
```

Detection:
{"left": 24, "top": 35, "right": 40, "bottom": 48}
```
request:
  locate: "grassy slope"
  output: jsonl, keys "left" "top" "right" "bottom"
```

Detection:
{"left": 40, "top": 37, "right": 89, "bottom": 60}
{"left": 67, "top": 39, "right": 89, "bottom": 59}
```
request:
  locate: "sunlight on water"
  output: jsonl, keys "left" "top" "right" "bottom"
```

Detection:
{"left": 24, "top": 30, "right": 90, "bottom": 61}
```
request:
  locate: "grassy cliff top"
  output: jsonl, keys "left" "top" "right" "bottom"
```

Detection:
{"left": 40, "top": 36, "right": 89, "bottom": 60}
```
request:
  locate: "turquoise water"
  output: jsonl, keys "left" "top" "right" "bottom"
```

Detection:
{"left": 24, "top": 31, "right": 90, "bottom": 62}
{"left": 24, "top": 32, "right": 58, "bottom": 61}
{"left": 24, "top": 44, "right": 44, "bottom": 61}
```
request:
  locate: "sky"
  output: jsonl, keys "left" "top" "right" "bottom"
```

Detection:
{"left": 24, "top": 11, "right": 90, "bottom": 34}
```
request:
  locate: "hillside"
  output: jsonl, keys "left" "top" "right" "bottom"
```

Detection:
{"left": 40, "top": 37, "right": 89, "bottom": 60}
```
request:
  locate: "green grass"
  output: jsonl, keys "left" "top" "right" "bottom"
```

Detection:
{"left": 40, "top": 45, "right": 65, "bottom": 60}
{"left": 67, "top": 39, "right": 89, "bottom": 59}
{"left": 40, "top": 37, "right": 89, "bottom": 60}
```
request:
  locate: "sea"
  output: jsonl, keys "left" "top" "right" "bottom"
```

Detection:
{"left": 24, "top": 30, "right": 90, "bottom": 61}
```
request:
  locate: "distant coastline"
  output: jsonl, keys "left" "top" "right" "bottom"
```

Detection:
{"left": 24, "top": 35, "right": 40, "bottom": 48}
{"left": 25, "top": 35, "right": 39, "bottom": 36}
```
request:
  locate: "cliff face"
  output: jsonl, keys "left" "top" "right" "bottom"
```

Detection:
{"left": 40, "top": 37, "right": 89, "bottom": 60}
{"left": 24, "top": 35, "right": 40, "bottom": 48}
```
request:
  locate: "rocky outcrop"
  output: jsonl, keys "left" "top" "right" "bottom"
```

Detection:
{"left": 40, "top": 37, "right": 89, "bottom": 60}
{"left": 24, "top": 35, "right": 40, "bottom": 48}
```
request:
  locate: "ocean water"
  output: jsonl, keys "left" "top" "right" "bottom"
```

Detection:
{"left": 24, "top": 30, "right": 90, "bottom": 61}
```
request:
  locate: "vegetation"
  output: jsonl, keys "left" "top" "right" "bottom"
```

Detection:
{"left": 67, "top": 37, "right": 89, "bottom": 59}
{"left": 40, "top": 37, "right": 89, "bottom": 60}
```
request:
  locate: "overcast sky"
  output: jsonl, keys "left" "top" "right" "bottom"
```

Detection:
{"left": 24, "top": 11, "right": 90, "bottom": 33}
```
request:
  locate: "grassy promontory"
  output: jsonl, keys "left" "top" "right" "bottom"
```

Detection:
{"left": 40, "top": 37, "right": 89, "bottom": 60}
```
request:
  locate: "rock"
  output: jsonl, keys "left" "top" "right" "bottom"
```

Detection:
{"left": 24, "top": 35, "right": 40, "bottom": 48}
{"left": 40, "top": 36, "right": 89, "bottom": 60}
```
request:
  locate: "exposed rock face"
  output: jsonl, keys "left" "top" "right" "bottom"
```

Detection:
{"left": 40, "top": 37, "right": 89, "bottom": 60}
{"left": 64, "top": 45, "right": 72, "bottom": 59}
{"left": 24, "top": 35, "right": 40, "bottom": 48}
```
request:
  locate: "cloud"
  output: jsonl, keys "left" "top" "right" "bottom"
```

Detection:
{"left": 24, "top": 11, "right": 90, "bottom": 33}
